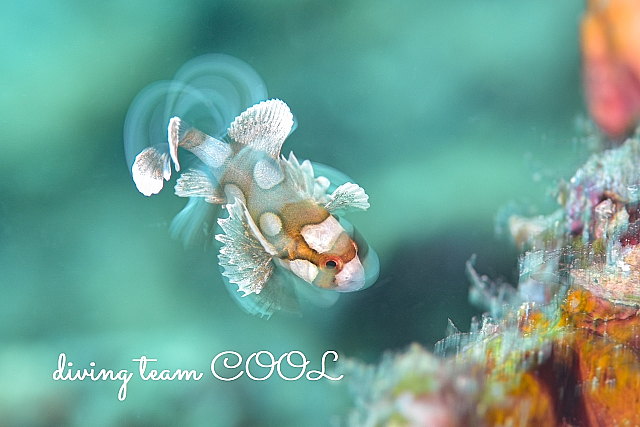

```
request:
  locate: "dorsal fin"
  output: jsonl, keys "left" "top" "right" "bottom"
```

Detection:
{"left": 227, "top": 99, "right": 294, "bottom": 158}
{"left": 281, "top": 152, "right": 332, "bottom": 204}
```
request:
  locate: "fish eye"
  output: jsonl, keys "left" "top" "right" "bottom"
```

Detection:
{"left": 322, "top": 257, "right": 342, "bottom": 270}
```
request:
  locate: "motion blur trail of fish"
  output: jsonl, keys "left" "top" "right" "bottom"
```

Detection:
{"left": 123, "top": 54, "right": 379, "bottom": 317}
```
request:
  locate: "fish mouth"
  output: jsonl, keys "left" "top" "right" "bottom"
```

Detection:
{"left": 333, "top": 257, "right": 365, "bottom": 292}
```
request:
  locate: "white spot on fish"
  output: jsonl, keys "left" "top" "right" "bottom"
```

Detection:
{"left": 253, "top": 158, "right": 284, "bottom": 190}
{"left": 288, "top": 259, "right": 319, "bottom": 284}
{"left": 259, "top": 212, "right": 282, "bottom": 236}
{"left": 301, "top": 216, "right": 343, "bottom": 254}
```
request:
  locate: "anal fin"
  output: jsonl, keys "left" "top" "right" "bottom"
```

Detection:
{"left": 215, "top": 199, "right": 275, "bottom": 296}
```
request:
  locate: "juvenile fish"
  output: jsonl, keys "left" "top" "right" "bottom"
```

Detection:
{"left": 124, "top": 55, "right": 379, "bottom": 317}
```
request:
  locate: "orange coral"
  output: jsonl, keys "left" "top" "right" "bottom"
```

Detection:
{"left": 562, "top": 288, "right": 640, "bottom": 351}
{"left": 564, "top": 330, "right": 640, "bottom": 426}
{"left": 484, "top": 371, "right": 558, "bottom": 426}
{"left": 581, "top": 0, "right": 640, "bottom": 137}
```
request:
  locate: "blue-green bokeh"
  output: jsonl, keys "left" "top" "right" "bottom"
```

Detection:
{"left": 1, "top": 0, "right": 586, "bottom": 425}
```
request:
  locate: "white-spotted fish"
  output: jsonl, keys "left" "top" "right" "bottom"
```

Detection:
{"left": 124, "top": 54, "right": 379, "bottom": 317}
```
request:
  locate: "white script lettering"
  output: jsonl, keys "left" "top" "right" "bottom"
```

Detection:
{"left": 210, "top": 350, "right": 341, "bottom": 381}
{"left": 132, "top": 356, "right": 204, "bottom": 381}
{"left": 52, "top": 353, "right": 133, "bottom": 401}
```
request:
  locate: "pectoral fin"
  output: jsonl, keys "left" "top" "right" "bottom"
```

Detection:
{"left": 310, "top": 162, "right": 370, "bottom": 214}
{"left": 324, "top": 182, "right": 370, "bottom": 214}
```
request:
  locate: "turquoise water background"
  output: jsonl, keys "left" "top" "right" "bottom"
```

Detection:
{"left": 2, "top": 1, "right": 586, "bottom": 425}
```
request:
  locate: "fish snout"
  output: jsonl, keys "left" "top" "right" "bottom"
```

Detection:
{"left": 333, "top": 256, "right": 365, "bottom": 292}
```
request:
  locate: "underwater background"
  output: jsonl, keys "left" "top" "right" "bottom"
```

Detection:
{"left": 1, "top": 0, "right": 587, "bottom": 425}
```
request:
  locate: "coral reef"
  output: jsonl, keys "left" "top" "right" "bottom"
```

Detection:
{"left": 342, "top": 136, "right": 640, "bottom": 426}
{"left": 342, "top": 3, "right": 640, "bottom": 424}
